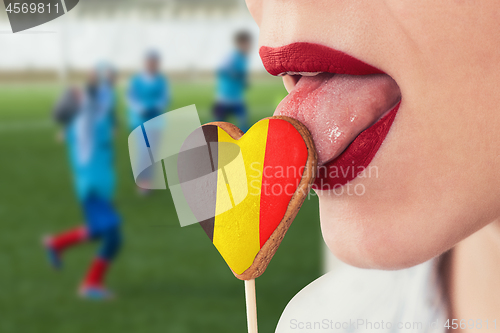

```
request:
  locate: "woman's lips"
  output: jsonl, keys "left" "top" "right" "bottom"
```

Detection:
{"left": 260, "top": 43, "right": 384, "bottom": 76}
{"left": 259, "top": 43, "right": 402, "bottom": 189}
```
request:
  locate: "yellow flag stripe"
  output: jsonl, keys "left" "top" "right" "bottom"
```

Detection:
{"left": 213, "top": 120, "right": 269, "bottom": 274}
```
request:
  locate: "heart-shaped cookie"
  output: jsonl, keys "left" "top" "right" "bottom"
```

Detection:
{"left": 178, "top": 116, "right": 317, "bottom": 280}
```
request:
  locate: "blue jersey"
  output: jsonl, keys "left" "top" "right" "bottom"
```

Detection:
{"left": 216, "top": 50, "right": 249, "bottom": 104}
{"left": 66, "top": 83, "right": 116, "bottom": 202}
{"left": 127, "top": 73, "right": 170, "bottom": 129}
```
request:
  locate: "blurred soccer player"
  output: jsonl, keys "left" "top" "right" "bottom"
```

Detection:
{"left": 127, "top": 50, "right": 170, "bottom": 194}
{"left": 44, "top": 64, "right": 121, "bottom": 300}
{"left": 213, "top": 31, "right": 252, "bottom": 132}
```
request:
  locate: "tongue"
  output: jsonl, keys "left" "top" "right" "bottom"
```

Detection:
{"left": 275, "top": 73, "right": 401, "bottom": 165}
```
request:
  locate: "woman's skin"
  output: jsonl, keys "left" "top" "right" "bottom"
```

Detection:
{"left": 246, "top": 0, "right": 500, "bottom": 326}
{"left": 447, "top": 223, "right": 500, "bottom": 329}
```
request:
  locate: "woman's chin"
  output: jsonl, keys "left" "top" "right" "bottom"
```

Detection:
{"left": 317, "top": 193, "right": 450, "bottom": 270}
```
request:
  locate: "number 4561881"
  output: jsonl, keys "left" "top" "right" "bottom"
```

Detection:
{"left": 444, "top": 319, "right": 497, "bottom": 330}
{"left": 5, "top": 2, "right": 59, "bottom": 14}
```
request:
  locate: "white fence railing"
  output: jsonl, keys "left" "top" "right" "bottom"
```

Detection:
{"left": 0, "top": 13, "right": 264, "bottom": 73}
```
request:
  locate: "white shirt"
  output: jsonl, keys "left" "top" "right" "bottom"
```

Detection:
{"left": 276, "top": 259, "right": 448, "bottom": 333}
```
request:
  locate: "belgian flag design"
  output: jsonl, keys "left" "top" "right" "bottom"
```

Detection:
{"left": 178, "top": 118, "right": 314, "bottom": 277}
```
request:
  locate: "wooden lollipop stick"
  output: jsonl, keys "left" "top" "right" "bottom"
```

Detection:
{"left": 245, "top": 279, "right": 258, "bottom": 333}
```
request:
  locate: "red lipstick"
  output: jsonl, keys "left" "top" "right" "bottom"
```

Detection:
{"left": 260, "top": 43, "right": 384, "bottom": 76}
{"left": 260, "top": 42, "right": 401, "bottom": 190}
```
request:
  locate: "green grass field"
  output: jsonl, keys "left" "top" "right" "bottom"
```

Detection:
{"left": 0, "top": 79, "right": 322, "bottom": 333}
